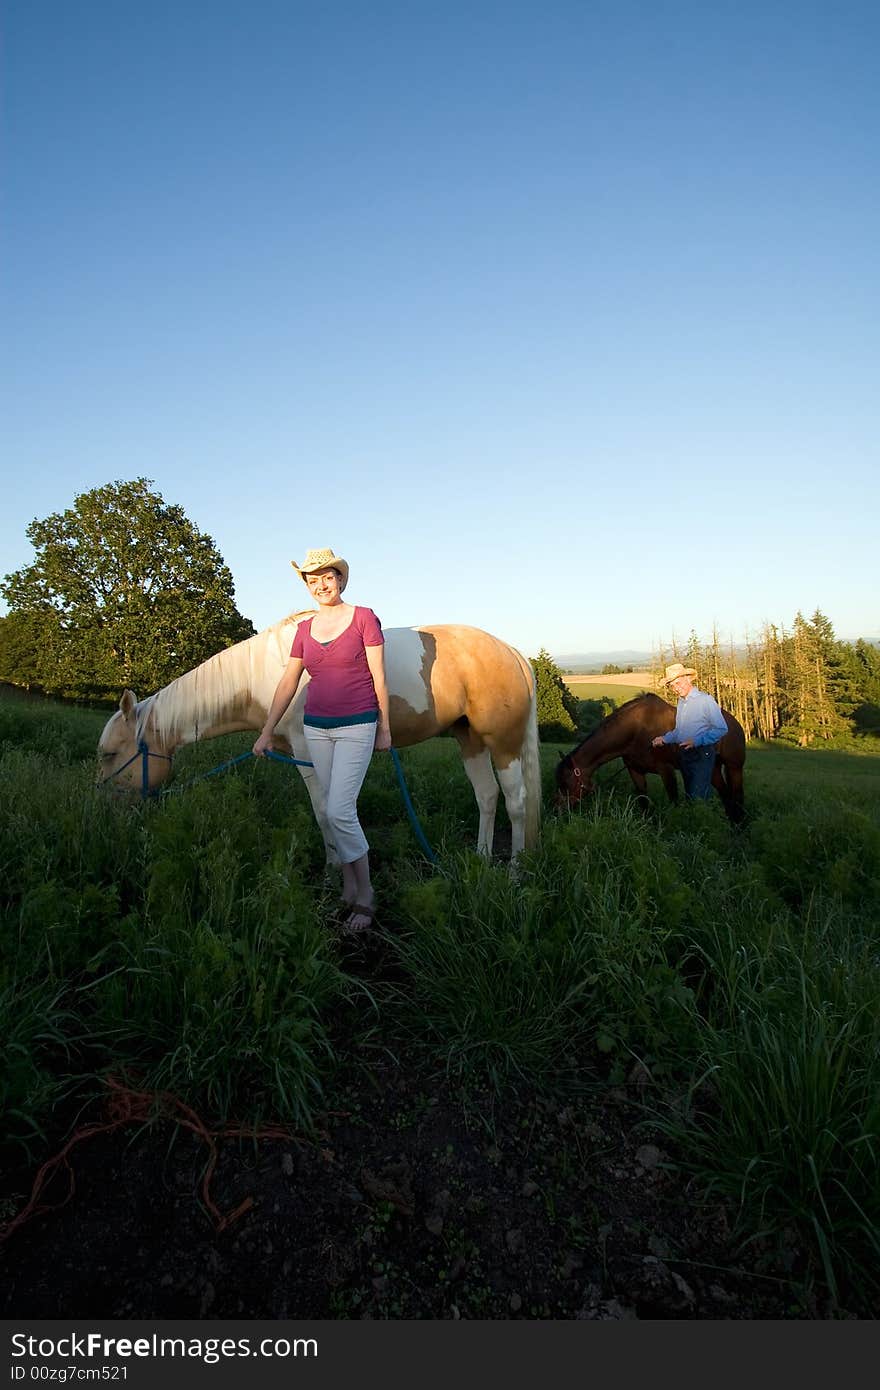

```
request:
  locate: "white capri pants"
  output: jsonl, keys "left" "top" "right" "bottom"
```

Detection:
{"left": 303, "top": 721, "right": 377, "bottom": 864}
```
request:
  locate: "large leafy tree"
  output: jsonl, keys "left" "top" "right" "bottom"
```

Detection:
{"left": 1, "top": 478, "right": 255, "bottom": 698}
{"left": 0, "top": 610, "right": 65, "bottom": 691}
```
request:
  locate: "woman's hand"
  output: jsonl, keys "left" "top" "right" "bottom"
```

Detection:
{"left": 365, "top": 645, "right": 391, "bottom": 752}
{"left": 253, "top": 728, "right": 274, "bottom": 757}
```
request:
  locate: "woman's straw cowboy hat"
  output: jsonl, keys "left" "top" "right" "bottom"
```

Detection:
{"left": 660, "top": 662, "right": 697, "bottom": 686}
{"left": 291, "top": 548, "right": 350, "bottom": 592}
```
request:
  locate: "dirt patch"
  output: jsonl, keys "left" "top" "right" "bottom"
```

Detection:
{"left": 1, "top": 1060, "right": 834, "bottom": 1321}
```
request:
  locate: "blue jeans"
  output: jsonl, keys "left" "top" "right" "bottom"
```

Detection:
{"left": 679, "top": 744, "right": 717, "bottom": 801}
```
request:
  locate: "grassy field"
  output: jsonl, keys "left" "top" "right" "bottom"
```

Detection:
{"left": 2, "top": 687, "right": 880, "bottom": 1311}
{"left": 564, "top": 679, "right": 654, "bottom": 704}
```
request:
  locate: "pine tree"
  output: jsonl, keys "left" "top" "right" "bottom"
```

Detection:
{"left": 531, "top": 649, "right": 578, "bottom": 741}
{"left": 851, "top": 639, "right": 880, "bottom": 733}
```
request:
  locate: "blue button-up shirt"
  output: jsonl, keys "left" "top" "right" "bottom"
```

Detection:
{"left": 661, "top": 687, "right": 728, "bottom": 748}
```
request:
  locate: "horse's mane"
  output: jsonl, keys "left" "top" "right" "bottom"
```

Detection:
{"left": 563, "top": 692, "right": 666, "bottom": 761}
{"left": 144, "top": 610, "right": 316, "bottom": 742}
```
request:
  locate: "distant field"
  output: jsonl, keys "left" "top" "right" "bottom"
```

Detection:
{"left": 564, "top": 672, "right": 655, "bottom": 705}
{"left": 565, "top": 670, "right": 656, "bottom": 687}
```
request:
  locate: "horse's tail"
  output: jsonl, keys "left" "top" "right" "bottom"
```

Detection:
{"left": 513, "top": 648, "right": 542, "bottom": 849}
{"left": 523, "top": 681, "right": 541, "bottom": 847}
{"left": 719, "top": 710, "right": 747, "bottom": 824}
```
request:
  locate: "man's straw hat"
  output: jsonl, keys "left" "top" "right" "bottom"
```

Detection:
{"left": 291, "top": 548, "right": 349, "bottom": 592}
{"left": 659, "top": 662, "right": 697, "bottom": 687}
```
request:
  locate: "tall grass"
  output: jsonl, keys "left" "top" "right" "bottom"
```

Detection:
{"left": 0, "top": 705, "right": 361, "bottom": 1139}
{"left": 3, "top": 691, "right": 880, "bottom": 1308}
{"left": 383, "top": 806, "right": 703, "bottom": 1088}
{"left": 654, "top": 903, "right": 880, "bottom": 1304}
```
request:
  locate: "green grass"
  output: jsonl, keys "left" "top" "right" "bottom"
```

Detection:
{"left": 737, "top": 739, "right": 880, "bottom": 809}
{"left": 2, "top": 688, "right": 880, "bottom": 1309}
{"left": 0, "top": 687, "right": 108, "bottom": 761}
{"left": 564, "top": 679, "right": 653, "bottom": 704}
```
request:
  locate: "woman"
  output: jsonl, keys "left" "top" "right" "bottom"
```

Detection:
{"left": 253, "top": 548, "right": 391, "bottom": 933}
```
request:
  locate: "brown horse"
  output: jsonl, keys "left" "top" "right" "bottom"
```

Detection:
{"left": 555, "top": 693, "right": 746, "bottom": 823}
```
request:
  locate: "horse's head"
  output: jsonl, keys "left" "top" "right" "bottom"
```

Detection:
{"left": 554, "top": 750, "right": 593, "bottom": 809}
{"left": 97, "top": 689, "right": 174, "bottom": 795}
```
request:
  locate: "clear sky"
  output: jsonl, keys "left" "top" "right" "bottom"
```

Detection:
{"left": 2, "top": 0, "right": 878, "bottom": 660}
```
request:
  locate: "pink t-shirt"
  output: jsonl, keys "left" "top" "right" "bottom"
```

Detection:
{"left": 290, "top": 606, "right": 384, "bottom": 719}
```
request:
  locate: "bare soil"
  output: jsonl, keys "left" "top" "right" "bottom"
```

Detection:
{"left": 1, "top": 1058, "right": 831, "bottom": 1321}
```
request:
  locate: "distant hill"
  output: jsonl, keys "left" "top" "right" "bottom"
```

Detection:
{"left": 553, "top": 650, "right": 653, "bottom": 673}
{"left": 554, "top": 635, "right": 878, "bottom": 675}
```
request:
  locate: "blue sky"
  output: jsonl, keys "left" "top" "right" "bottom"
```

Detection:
{"left": 2, "top": 0, "right": 878, "bottom": 660}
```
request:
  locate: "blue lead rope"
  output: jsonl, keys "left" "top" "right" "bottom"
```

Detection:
{"left": 112, "top": 741, "right": 438, "bottom": 864}
{"left": 269, "top": 745, "right": 439, "bottom": 865}
{"left": 263, "top": 749, "right": 316, "bottom": 769}
{"left": 390, "top": 747, "right": 439, "bottom": 864}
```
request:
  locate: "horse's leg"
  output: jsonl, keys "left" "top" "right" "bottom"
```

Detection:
{"left": 715, "top": 758, "right": 746, "bottom": 824}
{"left": 494, "top": 758, "right": 528, "bottom": 859}
{"left": 657, "top": 765, "right": 679, "bottom": 806}
{"left": 729, "top": 762, "right": 746, "bottom": 823}
{"left": 451, "top": 726, "right": 499, "bottom": 856}
{"left": 624, "top": 760, "right": 653, "bottom": 814}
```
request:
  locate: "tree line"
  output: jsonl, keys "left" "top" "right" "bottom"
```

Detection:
{"left": 656, "top": 613, "right": 880, "bottom": 746}
{"left": 2, "top": 482, "right": 877, "bottom": 747}
{"left": 530, "top": 616, "right": 880, "bottom": 748}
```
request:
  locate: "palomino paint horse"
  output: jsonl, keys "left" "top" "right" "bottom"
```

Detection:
{"left": 97, "top": 613, "right": 541, "bottom": 859}
{"left": 556, "top": 693, "right": 746, "bottom": 823}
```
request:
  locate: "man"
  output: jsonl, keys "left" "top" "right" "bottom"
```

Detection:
{"left": 652, "top": 662, "right": 728, "bottom": 801}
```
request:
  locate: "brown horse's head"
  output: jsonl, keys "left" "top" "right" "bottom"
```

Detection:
{"left": 555, "top": 750, "right": 594, "bottom": 809}
{"left": 97, "top": 690, "right": 174, "bottom": 796}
